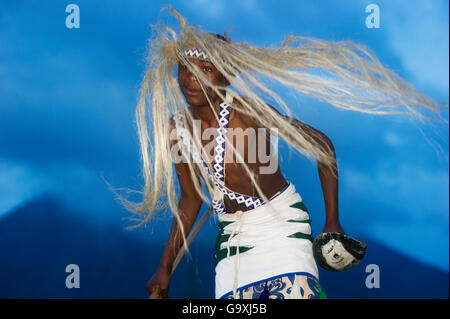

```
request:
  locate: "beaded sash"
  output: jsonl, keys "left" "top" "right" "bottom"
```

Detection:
{"left": 174, "top": 100, "right": 265, "bottom": 214}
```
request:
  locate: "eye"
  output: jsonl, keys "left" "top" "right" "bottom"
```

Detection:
{"left": 179, "top": 63, "right": 187, "bottom": 70}
{"left": 202, "top": 66, "right": 212, "bottom": 72}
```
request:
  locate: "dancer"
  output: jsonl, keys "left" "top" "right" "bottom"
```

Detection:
{"left": 115, "top": 8, "right": 444, "bottom": 299}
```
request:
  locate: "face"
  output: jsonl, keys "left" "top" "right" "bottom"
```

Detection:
{"left": 178, "top": 58, "right": 227, "bottom": 107}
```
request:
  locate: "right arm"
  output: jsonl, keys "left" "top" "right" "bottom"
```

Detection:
{"left": 146, "top": 118, "right": 203, "bottom": 298}
{"left": 158, "top": 162, "right": 203, "bottom": 272}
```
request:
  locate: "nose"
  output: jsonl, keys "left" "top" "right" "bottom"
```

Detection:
{"left": 186, "top": 69, "right": 199, "bottom": 83}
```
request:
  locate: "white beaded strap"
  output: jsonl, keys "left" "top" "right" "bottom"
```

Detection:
{"left": 173, "top": 101, "right": 266, "bottom": 213}
{"left": 183, "top": 48, "right": 209, "bottom": 60}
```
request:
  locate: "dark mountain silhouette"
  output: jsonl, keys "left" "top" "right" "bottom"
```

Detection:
{"left": 0, "top": 194, "right": 448, "bottom": 298}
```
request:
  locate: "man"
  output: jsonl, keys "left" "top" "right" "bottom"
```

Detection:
{"left": 148, "top": 46, "right": 344, "bottom": 298}
{"left": 119, "top": 8, "right": 440, "bottom": 299}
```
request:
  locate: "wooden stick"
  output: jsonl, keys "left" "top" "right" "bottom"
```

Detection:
{"left": 149, "top": 286, "right": 161, "bottom": 299}
{"left": 170, "top": 206, "right": 212, "bottom": 276}
{"left": 148, "top": 206, "right": 213, "bottom": 299}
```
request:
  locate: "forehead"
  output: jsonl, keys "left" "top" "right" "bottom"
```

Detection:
{"left": 182, "top": 57, "right": 216, "bottom": 67}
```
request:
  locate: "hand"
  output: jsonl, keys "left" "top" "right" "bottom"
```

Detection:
{"left": 323, "top": 222, "right": 346, "bottom": 235}
{"left": 146, "top": 266, "right": 171, "bottom": 299}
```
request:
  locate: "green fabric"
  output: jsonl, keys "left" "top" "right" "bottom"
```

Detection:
{"left": 286, "top": 218, "right": 312, "bottom": 224}
{"left": 287, "top": 232, "right": 314, "bottom": 243}
{"left": 289, "top": 201, "right": 309, "bottom": 213}
{"left": 215, "top": 221, "right": 234, "bottom": 255}
{"left": 215, "top": 220, "right": 254, "bottom": 266}
{"left": 287, "top": 201, "right": 313, "bottom": 242}
{"left": 317, "top": 282, "right": 328, "bottom": 299}
{"left": 215, "top": 246, "right": 255, "bottom": 266}
{"left": 215, "top": 200, "right": 314, "bottom": 267}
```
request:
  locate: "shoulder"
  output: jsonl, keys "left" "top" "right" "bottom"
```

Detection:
{"left": 170, "top": 107, "right": 191, "bottom": 128}
{"left": 231, "top": 96, "right": 264, "bottom": 129}
{"left": 233, "top": 96, "right": 330, "bottom": 141}
{"left": 232, "top": 96, "right": 287, "bottom": 130}
{"left": 168, "top": 109, "right": 189, "bottom": 144}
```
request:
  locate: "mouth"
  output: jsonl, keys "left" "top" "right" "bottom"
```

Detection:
{"left": 183, "top": 86, "right": 202, "bottom": 96}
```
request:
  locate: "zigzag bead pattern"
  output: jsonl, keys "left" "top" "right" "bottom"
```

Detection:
{"left": 174, "top": 101, "right": 266, "bottom": 214}
{"left": 183, "top": 48, "right": 209, "bottom": 60}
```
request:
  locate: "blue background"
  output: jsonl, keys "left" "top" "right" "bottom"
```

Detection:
{"left": 0, "top": 0, "right": 448, "bottom": 298}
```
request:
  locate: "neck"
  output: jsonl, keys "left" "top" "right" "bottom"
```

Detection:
{"left": 191, "top": 96, "right": 223, "bottom": 127}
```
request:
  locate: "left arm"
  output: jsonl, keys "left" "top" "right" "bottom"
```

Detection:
{"left": 291, "top": 118, "right": 345, "bottom": 234}
{"left": 264, "top": 105, "right": 345, "bottom": 234}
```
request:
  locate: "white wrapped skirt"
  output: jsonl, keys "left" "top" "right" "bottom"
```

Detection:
{"left": 214, "top": 181, "right": 320, "bottom": 299}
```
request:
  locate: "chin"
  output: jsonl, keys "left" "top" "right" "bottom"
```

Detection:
{"left": 185, "top": 95, "right": 207, "bottom": 106}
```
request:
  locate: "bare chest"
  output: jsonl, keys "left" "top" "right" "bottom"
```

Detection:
{"left": 196, "top": 111, "right": 271, "bottom": 182}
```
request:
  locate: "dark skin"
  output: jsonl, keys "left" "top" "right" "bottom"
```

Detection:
{"left": 146, "top": 57, "right": 345, "bottom": 298}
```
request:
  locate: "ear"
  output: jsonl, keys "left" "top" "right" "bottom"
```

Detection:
{"left": 221, "top": 74, "right": 231, "bottom": 87}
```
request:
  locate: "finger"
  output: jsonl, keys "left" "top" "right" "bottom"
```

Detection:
{"left": 149, "top": 286, "right": 161, "bottom": 299}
